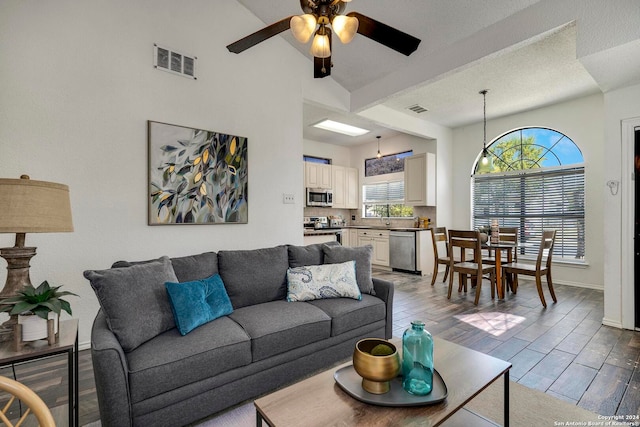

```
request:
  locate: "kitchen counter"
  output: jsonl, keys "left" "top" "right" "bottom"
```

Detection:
{"left": 346, "top": 226, "right": 430, "bottom": 232}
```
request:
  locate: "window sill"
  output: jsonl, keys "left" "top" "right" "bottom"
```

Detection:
{"left": 517, "top": 256, "right": 589, "bottom": 268}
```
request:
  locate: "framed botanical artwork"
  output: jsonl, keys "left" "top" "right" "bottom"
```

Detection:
{"left": 148, "top": 121, "right": 248, "bottom": 225}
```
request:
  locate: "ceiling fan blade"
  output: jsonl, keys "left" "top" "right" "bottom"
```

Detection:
{"left": 347, "top": 12, "right": 421, "bottom": 56}
{"left": 227, "top": 16, "right": 294, "bottom": 54}
{"left": 314, "top": 56, "right": 332, "bottom": 78}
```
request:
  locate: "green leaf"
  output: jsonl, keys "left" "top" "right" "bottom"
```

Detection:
{"left": 60, "top": 300, "right": 72, "bottom": 316}
{"left": 10, "top": 301, "right": 38, "bottom": 315}
{"left": 32, "top": 307, "right": 49, "bottom": 320}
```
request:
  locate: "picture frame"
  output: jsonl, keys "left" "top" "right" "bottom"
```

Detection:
{"left": 148, "top": 121, "right": 248, "bottom": 225}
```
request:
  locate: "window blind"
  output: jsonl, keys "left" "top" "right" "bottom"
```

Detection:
{"left": 472, "top": 167, "right": 585, "bottom": 260}
{"left": 363, "top": 181, "right": 405, "bottom": 204}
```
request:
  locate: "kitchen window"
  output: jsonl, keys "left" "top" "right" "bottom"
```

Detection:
{"left": 303, "top": 155, "right": 331, "bottom": 164}
{"left": 364, "top": 150, "right": 413, "bottom": 177}
{"left": 363, "top": 181, "right": 414, "bottom": 218}
{"left": 471, "top": 127, "right": 585, "bottom": 262}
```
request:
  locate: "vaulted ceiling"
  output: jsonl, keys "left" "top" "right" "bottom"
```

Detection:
{"left": 235, "top": 0, "right": 640, "bottom": 146}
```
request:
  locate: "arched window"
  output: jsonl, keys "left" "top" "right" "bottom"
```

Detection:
{"left": 472, "top": 128, "right": 585, "bottom": 261}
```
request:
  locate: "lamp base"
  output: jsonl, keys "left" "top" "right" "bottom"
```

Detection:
{"left": 0, "top": 245, "right": 36, "bottom": 342}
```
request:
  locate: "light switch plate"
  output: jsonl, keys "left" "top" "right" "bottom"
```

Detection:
{"left": 283, "top": 194, "right": 295, "bottom": 204}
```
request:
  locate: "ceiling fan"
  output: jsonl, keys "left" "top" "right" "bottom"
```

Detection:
{"left": 226, "top": 0, "right": 421, "bottom": 78}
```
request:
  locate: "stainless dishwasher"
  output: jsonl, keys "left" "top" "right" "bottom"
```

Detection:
{"left": 389, "top": 231, "right": 417, "bottom": 273}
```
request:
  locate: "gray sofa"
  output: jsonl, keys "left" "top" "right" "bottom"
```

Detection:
{"left": 86, "top": 243, "right": 394, "bottom": 427}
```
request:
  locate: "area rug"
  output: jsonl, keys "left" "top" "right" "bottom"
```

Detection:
{"left": 195, "top": 375, "right": 603, "bottom": 427}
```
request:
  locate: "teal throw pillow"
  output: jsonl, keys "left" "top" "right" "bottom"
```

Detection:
{"left": 286, "top": 260, "right": 362, "bottom": 302}
{"left": 165, "top": 274, "right": 233, "bottom": 335}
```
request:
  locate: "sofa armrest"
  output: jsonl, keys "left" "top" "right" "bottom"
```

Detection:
{"left": 372, "top": 277, "right": 394, "bottom": 339}
{"left": 91, "top": 310, "right": 133, "bottom": 427}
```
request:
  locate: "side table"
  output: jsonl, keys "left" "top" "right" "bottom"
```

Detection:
{"left": 0, "top": 319, "right": 78, "bottom": 427}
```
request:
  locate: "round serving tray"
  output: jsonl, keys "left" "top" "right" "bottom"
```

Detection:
{"left": 333, "top": 365, "right": 448, "bottom": 407}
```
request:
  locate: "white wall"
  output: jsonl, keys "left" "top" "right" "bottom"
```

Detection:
{"left": 0, "top": 0, "right": 349, "bottom": 347}
{"left": 303, "top": 140, "right": 352, "bottom": 167}
{"left": 603, "top": 82, "right": 640, "bottom": 328}
{"left": 452, "top": 93, "right": 605, "bottom": 290}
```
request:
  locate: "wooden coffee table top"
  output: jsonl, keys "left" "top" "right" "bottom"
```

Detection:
{"left": 255, "top": 337, "right": 511, "bottom": 427}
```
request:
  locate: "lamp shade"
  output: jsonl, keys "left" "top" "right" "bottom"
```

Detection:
{"left": 310, "top": 32, "right": 331, "bottom": 58}
{"left": 290, "top": 14, "right": 317, "bottom": 43}
{"left": 0, "top": 176, "right": 73, "bottom": 234}
{"left": 332, "top": 15, "right": 358, "bottom": 44}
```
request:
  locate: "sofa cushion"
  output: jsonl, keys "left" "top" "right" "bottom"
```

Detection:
{"left": 228, "top": 301, "right": 331, "bottom": 362}
{"left": 126, "top": 316, "right": 251, "bottom": 403}
{"left": 286, "top": 261, "right": 361, "bottom": 302}
{"left": 322, "top": 244, "right": 375, "bottom": 295}
{"left": 287, "top": 241, "right": 339, "bottom": 268}
{"left": 111, "top": 252, "right": 218, "bottom": 283}
{"left": 168, "top": 252, "right": 219, "bottom": 282}
{"left": 84, "top": 256, "right": 178, "bottom": 352}
{"left": 308, "top": 294, "right": 386, "bottom": 336}
{"left": 218, "top": 246, "right": 289, "bottom": 308}
{"left": 165, "top": 274, "right": 233, "bottom": 335}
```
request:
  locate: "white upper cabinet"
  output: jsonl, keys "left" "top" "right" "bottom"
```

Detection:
{"left": 404, "top": 153, "right": 436, "bottom": 206}
{"left": 332, "top": 165, "right": 359, "bottom": 209}
{"left": 305, "top": 162, "right": 332, "bottom": 189}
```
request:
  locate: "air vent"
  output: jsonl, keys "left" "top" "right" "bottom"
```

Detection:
{"left": 153, "top": 44, "right": 197, "bottom": 80}
{"left": 407, "top": 104, "right": 428, "bottom": 114}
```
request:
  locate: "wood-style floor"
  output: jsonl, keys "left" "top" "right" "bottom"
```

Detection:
{"left": 1, "top": 270, "right": 639, "bottom": 425}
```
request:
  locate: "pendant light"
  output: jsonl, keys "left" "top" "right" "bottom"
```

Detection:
{"left": 477, "top": 90, "right": 493, "bottom": 173}
{"left": 376, "top": 135, "right": 382, "bottom": 158}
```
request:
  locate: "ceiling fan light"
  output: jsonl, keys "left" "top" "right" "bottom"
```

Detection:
{"left": 310, "top": 32, "right": 331, "bottom": 58}
{"left": 332, "top": 15, "right": 358, "bottom": 44}
{"left": 290, "top": 14, "right": 317, "bottom": 43}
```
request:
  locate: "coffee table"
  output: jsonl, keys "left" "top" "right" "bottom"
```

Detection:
{"left": 255, "top": 337, "right": 511, "bottom": 426}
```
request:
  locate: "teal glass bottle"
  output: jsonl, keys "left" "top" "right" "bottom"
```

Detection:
{"left": 402, "top": 320, "right": 433, "bottom": 395}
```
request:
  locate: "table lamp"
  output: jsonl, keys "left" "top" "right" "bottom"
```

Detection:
{"left": 0, "top": 175, "right": 73, "bottom": 341}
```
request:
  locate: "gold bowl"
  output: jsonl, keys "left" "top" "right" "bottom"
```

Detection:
{"left": 352, "top": 338, "right": 400, "bottom": 394}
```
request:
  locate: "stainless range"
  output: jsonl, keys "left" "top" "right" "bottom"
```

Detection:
{"left": 303, "top": 216, "right": 344, "bottom": 244}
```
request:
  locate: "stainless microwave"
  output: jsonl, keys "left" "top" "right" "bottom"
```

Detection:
{"left": 306, "top": 188, "right": 333, "bottom": 207}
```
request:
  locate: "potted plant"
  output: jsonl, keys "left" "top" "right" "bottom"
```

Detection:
{"left": 0, "top": 281, "right": 77, "bottom": 342}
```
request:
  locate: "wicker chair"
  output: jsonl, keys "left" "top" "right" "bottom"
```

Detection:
{"left": 0, "top": 375, "right": 55, "bottom": 427}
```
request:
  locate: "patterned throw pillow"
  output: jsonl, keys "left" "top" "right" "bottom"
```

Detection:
{"left": 286, "top": 261, "right": 362, "bottom": 302}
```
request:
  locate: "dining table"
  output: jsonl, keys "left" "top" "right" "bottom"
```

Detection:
{"left": 482, "top": 240, "right": 518, "bottom": 299}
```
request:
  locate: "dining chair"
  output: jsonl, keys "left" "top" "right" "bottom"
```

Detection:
{"left": 447, "top": 230, "right": 496, "bottom": 305}
{"left": 0, "top": 375, "right": 55, "bottom": 427}
{"left": 430, "top": 227, "right": 451, "bottom": 286}
{"left": 501, "top": 230, "right": 557, "bottom": 308}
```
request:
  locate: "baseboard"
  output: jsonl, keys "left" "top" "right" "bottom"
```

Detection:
{"left": 602, "top": 317, "right": 623, "bottom": 329}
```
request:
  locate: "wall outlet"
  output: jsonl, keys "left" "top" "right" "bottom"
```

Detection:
{"left": 283, "top": 193, "right": 295, "bottom": 204}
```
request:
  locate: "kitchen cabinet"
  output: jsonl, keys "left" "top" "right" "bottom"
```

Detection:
{"left": 349, "top": 229, "right": 357, "bottom": 247}
{"left": 404, "top": 153, "right": 436, "bottom": 206}
{"left": 342, "top": 229, "right": 358, "bottom": 247}
{"left": 332, "top": 166, "right": 359, "bottom": 209}
{"left": 415, "top": 230, "right": 435, "bottom": 276}
{"left": 357, "top": 229, "right": 390, "bottom": 266}
{"left": 305, "top": 162, "right": 332, "bottom": 189}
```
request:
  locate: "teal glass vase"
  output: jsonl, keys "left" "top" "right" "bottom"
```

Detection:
{"left": 402, "top": 320, "right": 433, "bottom": 395}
